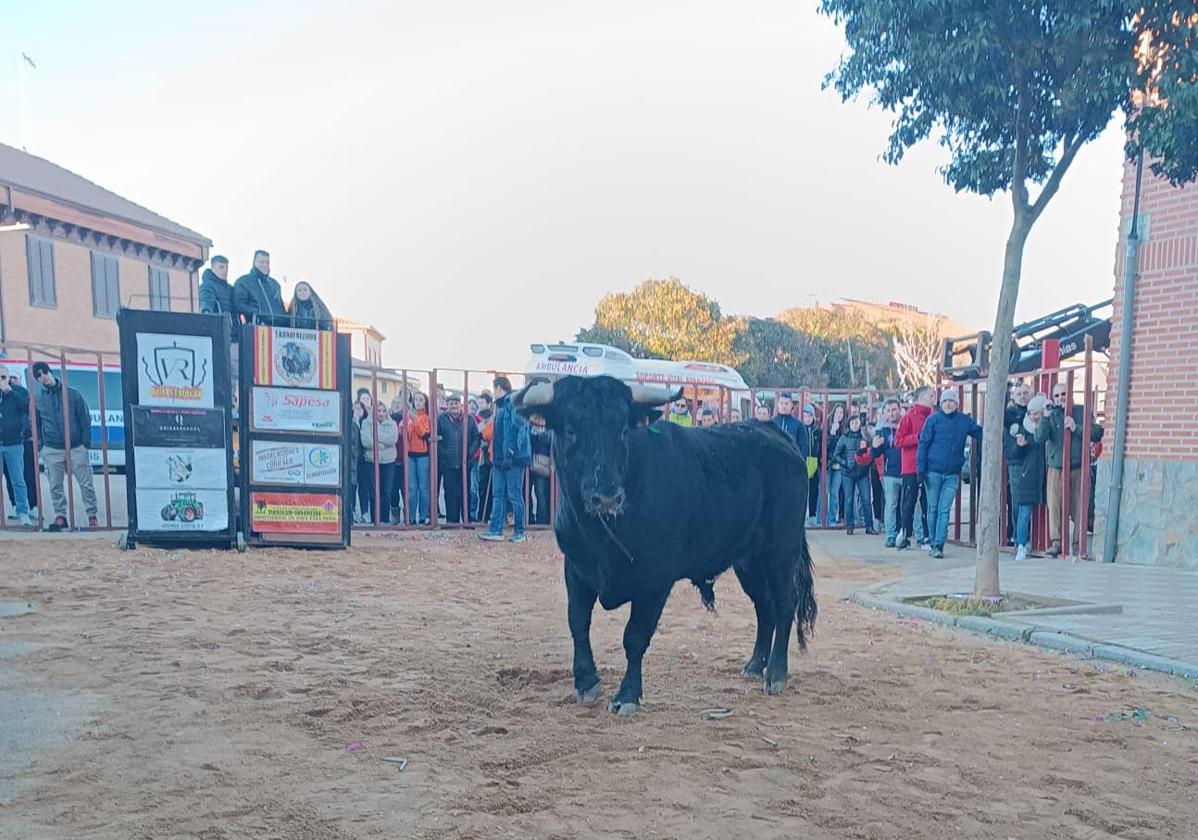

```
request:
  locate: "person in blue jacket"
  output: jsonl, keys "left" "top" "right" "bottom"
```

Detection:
{"left": 916, "top": 390, "right": 983, "bottom": 558}
{"left": 770, "top": 393, "right": 810, "bottom": 460}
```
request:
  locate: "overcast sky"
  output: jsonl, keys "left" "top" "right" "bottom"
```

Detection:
{"left": 2, "top": 1, "right": 1127, "bottom": 373}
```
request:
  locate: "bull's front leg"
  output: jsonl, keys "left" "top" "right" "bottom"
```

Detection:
{"left": 609, "top": 586, "right": 672, "bottom": 716}
{"left": 564, "top": 562, "right": 601, "bottom": 704}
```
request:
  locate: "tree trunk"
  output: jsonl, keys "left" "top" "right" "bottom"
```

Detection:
{"left": 974, "top": 212, "right": 1031, "bottom": 597}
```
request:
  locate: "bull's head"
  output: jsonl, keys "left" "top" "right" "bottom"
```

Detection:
{"left": 515, "top": 375, "right": 680, "bottom": 517}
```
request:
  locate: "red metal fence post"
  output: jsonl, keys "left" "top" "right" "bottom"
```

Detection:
{"left": 1078, "top": 337, "right": 1095, "bottom": 559}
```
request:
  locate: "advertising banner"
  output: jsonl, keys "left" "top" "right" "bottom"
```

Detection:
{"left": 249, "top": 441, "right": 341, "bottom": 487}
{"left": 135, "top": 488, "right": 229, "bottom": 532}
{"left": 131, "top": 406, "right": 227, "bottom": 449}
{"left": 132, "top": 447, "right": 228, "bottom": 489}
{"left": 249, "top": 492, "right": 341, "bottom": 534}
{"left": 250, "top": 387, "right": 341, "bottom": 434}
{"left": 136, "top": 333, "right": 216, "bottom": 408}
{"left": 253, "top": 326, "right": 336, "bottom": 389}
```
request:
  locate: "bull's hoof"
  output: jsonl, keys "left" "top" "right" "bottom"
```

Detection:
{"left": 607, "top": 699, "right": 640, "bottom": 716}
{"left": 574, "top": 681, "right": 602, "bottom": 705}
{"left": 741, "top": 659, "right": 766, "bottom": 679}
{"left": 763, "top": 676, "right": 788, "bottom": 696}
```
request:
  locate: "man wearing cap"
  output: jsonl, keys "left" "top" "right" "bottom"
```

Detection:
{"left": 916, "top": 389, "right": 983, "bottom": 558}
{"left": 436, "top": 392, "right": 480, "bottom": 525}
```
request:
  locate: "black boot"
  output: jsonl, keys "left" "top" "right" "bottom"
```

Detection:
{"left": 846, "top": 526, "right": 855, "bottom": 536}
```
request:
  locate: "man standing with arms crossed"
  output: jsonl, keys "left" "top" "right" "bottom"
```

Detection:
{"left": 32, "top": 362, "right": 98, "bottom": 531}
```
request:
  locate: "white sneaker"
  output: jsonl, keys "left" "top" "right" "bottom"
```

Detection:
{"left": 1015, "top": 544, "right": 1028, "bottom": 560}
{"left": 23, "top": 515, "right": 36, "bottom": 527}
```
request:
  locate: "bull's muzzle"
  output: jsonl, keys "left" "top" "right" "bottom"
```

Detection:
{"left": 586, "top": 488, "right": 626, "bottom": 517}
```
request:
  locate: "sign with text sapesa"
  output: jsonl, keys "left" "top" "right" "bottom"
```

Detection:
{"left": 118, "top": 311, "right": 236, "bottom": 548}
{"left": 242, "top": 324, "right": 351, "bottom": 548}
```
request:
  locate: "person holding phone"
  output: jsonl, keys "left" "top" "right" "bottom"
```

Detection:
{"left": 1005, "top": 394, "right": 1048, "bottom": 559}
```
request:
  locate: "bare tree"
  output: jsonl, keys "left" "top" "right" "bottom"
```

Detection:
{"left": 890, "top": 317, "right": 944, "bottom": 391}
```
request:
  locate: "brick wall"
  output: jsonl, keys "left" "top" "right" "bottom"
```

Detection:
{"left": 1106, "top": 158, "right": 1198, "bottom": 463}
{"left": 0, "top": 230, "right": 195, "bottom": 354}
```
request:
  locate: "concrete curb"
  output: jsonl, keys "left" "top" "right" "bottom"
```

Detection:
{"left": 851, "top": 592, "right": 1198, "bottom": 680}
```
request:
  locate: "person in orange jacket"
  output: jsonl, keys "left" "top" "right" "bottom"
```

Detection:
{"left": 405, "top": 392, "right": 433, "bottom": 524}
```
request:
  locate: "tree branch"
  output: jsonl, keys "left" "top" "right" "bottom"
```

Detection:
{"left": 1011, "top": 81, "right": 1031, "bottom": 215}
{"left": 1028, "top": 132, "right": 1086, "bottom": 225}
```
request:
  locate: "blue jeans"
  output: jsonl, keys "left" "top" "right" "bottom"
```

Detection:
{"left": 487, "top": 466, "right": 526, "bottom": 536}
{"left": 882, "top": 475, "right": 902, "bottom": 539}
{"left": 375, "top": 462, "right": 397, "bottom": 524}
{"left": 825, "top": 469, "right": 843, "bottom": 524}
{"left": 1, "top": 443, "right": 30, "bottom": 516}
{"left": 844, "top": 474, "right": 873, "bottom": 529}
{"left": 407, "top": 455, "right": 430, "bottom": 523}
{"left": 925, "top": 472, "right": 960, "bottom": 549}
{"left": 1015, "top": 503, "right": 1034, "bottom": 548}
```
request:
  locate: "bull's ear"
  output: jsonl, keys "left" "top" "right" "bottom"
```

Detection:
{"left": 514, "top": 379, "right": 556, "bottom": 425}
{"left": 629, "top": 405, "right": 664, "bottom": 428}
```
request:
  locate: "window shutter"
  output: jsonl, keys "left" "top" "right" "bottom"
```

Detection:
{"left": 90, "top": 252, "right": 102, "bottom": 314}
{"left": 40, "top": 239, "right": 55, "bottom": 305}
{"left": 27, "top": 235, "right": 42, "bottom": 303}
{"left": 106, "top": 255, "right": 120, "bottom": 315}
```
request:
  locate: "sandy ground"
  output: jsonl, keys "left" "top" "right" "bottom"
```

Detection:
{"left": 1, "top": 532, "right": 1196, "bottom": 839}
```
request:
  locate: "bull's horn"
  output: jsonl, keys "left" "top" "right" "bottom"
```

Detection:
{"left": 514, "top": 380, "right": 554, "bottom": 407}
{"left": 629, "top": 383, "right": 683, "bottom": 405}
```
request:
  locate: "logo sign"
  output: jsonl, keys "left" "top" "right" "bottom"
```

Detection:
{"left": 250, "top": 492, "right": 340, "bottom": 534}
{"left": 136, "top": 333, "right": 215, "bottom": 407}
{"left": 253, "top": 327, "right": 335, "bottom": 389}
{"left": 134, "top": 488, "right": 229, "bottom": 532}
{"left": 250, "top": 387, "right": 342, "bottom": 434}
{"left": 250, "top": 441, "right": 341, "bottom": 487}
{"left": 131, "top": 406, "right": 226, "bottom": 449}
{"left": 133, "top": 446, "right": 228, "bottom": 489}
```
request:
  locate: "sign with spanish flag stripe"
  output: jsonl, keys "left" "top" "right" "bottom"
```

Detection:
{"left": 250, "top": 492, "right": 341, "bottom": 534}
{"left": 253, "top": 326, "right": 336, "bottom": 389}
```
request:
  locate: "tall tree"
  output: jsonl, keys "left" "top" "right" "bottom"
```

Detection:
{"left": 821, "top": 0, "right": 1198, "bottom": 596}
{"left": 732, "top": 317, "right": 828, "bottom": 388}
{"left": 576, "top": 277, "right": 740, "bottom": 364}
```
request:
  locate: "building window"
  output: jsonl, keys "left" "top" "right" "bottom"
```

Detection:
{"left": 149, "top": 266, "right": 171, "bottom": 311}
{"left": 90, "top": 252, "right": 120, "bottom": 318}
{"left": 26, "top": 235, "right": 56, "bottom": 307}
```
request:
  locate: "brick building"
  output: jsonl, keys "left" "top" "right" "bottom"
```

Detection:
{"left": 1094, "top": 159, "right": 1198, "bottom": 569}
{"left": 0, "top": 143, "right": 210, "bottom": 353}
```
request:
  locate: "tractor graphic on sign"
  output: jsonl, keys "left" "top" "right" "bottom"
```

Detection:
{"left": 161, "top": 491, "right": 205, "bottom": 523}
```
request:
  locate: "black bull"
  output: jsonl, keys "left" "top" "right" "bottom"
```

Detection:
{"left": 515, "top": 375, "right": 817, "bottom": 715}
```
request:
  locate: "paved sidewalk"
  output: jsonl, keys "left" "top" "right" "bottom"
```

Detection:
{"left": 809, "top": 530, "right": 1198, "bottom": 675}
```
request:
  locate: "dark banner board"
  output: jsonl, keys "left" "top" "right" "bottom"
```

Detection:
{"left": 118, "top": 309, "right": 237, "bottom": 550}
{"left": 131, "top": 406, "right": 227, "bottom": 449}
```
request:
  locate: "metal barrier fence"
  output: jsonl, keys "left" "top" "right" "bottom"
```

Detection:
{"left": 0, "top": 339, "right": 1099, "bottom": 556}
{"left": 0, "top": 342, "right": 122, "bottom": 531}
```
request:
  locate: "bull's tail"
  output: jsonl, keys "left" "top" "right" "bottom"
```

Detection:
{"left": 794, "top": 531, "right": 817, "bottom": 650}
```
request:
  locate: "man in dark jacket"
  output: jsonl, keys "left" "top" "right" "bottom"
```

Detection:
{"left": 198, "top": 256, "right": 237, "bottom": 333}
{"left": 32, "top": 362, "right": 98, "bottom": 531}
{"left": 232, "top": 250, "right": 286, "bottom": 327}
{"left": 871, "top": 398, "right": 903, "bottom": 546}
{"left": 1002, "top": 381, "right": 1031, "bottom": 541}
{"left": 1036, "top": 383, "right": 1104, "bottom": 557}
{"left": 916, "top": 390, "right": 983, "bottom": 558}
{"left": 480, "top": 377, "right": 531, "bottom": 542}
{"left": 0, "top": 365, "right": 34, "bottom": 525}
{"left": 437, "top": 393, "right": 481, "bottom": 525}
{"left": 770, "top": 393, "right": 811, "bottom": 460}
